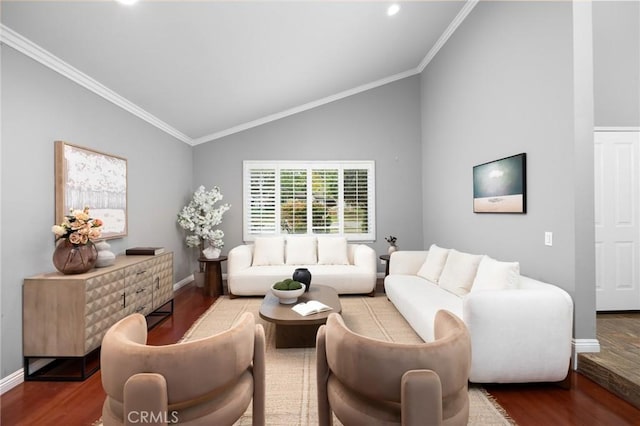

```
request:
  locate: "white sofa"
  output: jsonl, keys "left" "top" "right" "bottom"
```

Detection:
{"left": 384, "top": 245, "right": 574, "bottom": 384}
{"left": 227, "top": 236, "right": 377, "bottom": 297}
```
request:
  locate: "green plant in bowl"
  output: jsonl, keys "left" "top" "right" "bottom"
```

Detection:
{"left": 271, "top": 279, "right": 305, "bottom": 304}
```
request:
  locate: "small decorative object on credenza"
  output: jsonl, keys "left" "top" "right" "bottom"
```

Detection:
{"left": 125, "top": 247, "right": 165, "bottom": 255}
{"left": 293, "top": 268, "right": 312, "bottom": 292}
{"left": 177, "top": 185, "right": 231, "bottom": 259}
{"left": 271, "top": 279, "right": 305, "bottom": 304}
{"left": 51, "top": 207, "right": 103, "bottom": 274}
{"left": 95, "top": 240, "right": 116, "bottom": 267}
{"left": 385, "top": 235, "right": 398, "bottom": 255}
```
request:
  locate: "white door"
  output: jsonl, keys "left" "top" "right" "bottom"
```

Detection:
{"left": 594, "top": 130, "right": 640, "bottom": 311}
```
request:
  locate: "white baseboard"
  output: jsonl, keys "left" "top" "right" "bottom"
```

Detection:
{"left": 0, "top": 368, "right": 24, "bottom": 395}
{"left": 571, "top": 338, "right": 601, "bottom": 370}
{"left": 174, "top": 274, "right": 194, "bottom": 291}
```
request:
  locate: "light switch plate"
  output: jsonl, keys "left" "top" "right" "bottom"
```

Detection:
{"left": 545, "top": 232, "right": 553, "bottom": 246}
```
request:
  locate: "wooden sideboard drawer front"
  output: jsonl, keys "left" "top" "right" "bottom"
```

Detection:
{"left": 85, "top": 269, "right": 126, "bottom": 353}
{"left": 125, "top": 261, "right": 153, "bottom": 316}
{"left": 23, "top": 252, "right": 174, "bottom": 369}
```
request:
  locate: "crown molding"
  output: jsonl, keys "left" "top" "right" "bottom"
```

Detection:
{"left": 193, "top": 67, "right": 420, "bottom": 145}
{"left": 2, "top": 0, "right": 476, "bottom": 147}
{"left": 1, "top": 24, "right": 194, "bottom": 145}
{"left": 418, "top": 0, "right": 479, "bottom": 72}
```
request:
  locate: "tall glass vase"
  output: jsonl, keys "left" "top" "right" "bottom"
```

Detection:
{"left": 52, "top": 239, "right": 98, "bottom": 274}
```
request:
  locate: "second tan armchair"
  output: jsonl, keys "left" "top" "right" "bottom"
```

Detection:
{"left": 316, "top": 310, "right": 471, "bottom": 426}
{"left": 101, "top": 312, "right": 265, "bottom": 426}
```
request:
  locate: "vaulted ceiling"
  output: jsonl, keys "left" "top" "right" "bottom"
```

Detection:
{"left": 1, "top": 1, "right": 476, "bottom": 144}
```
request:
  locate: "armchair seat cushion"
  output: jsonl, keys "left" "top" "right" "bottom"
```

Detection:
{"left": 385, "top": 275, "right": 463, "bottom": 341}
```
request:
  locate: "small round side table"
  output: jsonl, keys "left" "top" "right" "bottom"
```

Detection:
{"left": 379, "top": 254, "right": 391, "bottom": 277}
{"left": 198, "top": 255, "right": 228, "bottom": 297}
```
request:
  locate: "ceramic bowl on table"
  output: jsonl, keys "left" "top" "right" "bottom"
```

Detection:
{"left": 271, "top": 283, "right": 305, "bottom": 304}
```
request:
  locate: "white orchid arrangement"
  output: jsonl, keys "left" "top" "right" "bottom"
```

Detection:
{"left": 177, "top": 185, "right": 230, "bottom": 249}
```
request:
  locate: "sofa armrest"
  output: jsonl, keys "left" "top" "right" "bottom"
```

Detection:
{"left": 352, "top": 244, "right": 377, "bottom": 271}
{"left": 228, "top": 245, "right": 253, "bottom": 274}
{"left": 388, "top": 251, "right": 429, "bottom": 275}
{"left": 463, "top": 283, "right": 573, "bottom": 383}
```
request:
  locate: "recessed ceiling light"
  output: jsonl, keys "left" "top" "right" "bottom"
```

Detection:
{"left": 387, "top": 4, "right": 400, "bottom": 17}
{"left": 116, "top": 0, "right": 139, "bottom": 5}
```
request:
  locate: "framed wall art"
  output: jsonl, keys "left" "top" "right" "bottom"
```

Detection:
{"left": 473, "top": 153, "right": 526, "bottom": 214}
{"left": 55, "top": 141, "right": 128, "bottom": 239}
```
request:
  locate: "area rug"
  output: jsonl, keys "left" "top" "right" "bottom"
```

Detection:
{"left": 179, "top": 294, "right": 517, "bottom": 426}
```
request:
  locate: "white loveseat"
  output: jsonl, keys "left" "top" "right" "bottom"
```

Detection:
{"left": 384, "top": 245, "right": 574, "bottom": 384}
{"left": 227, "top": 236, "right": 377, "bottom": 297}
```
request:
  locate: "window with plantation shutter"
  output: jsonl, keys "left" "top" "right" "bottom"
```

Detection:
{"left": 243, "top": 161, "right": 375, "bottom": 241}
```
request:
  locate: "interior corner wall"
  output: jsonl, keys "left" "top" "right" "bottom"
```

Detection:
{"left": 593, "top": 0, "right": 640, "bottom": 127}
{"left": 0, "top": 47, "right": 194, "bottom": 380}
{"left": 420, "top": 1, "right": 596, "bottom": 339}
{"left": 192, "top": 76, "right": 424, "bottom": 264}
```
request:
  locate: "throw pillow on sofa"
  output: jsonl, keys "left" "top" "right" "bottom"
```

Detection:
{"left": 317, "top": 236, "right": 349, "bottom": 265}
{"left": 472, "top": 256, "right": 520, "bottom": 291}
{"left": 285, "top": 236, "right": 318, "bottom": 265}
{"left": 417, "top": 244, "right": 450, "bottom": 283}
{"left": 439, "top": 249, "right": 483, "bottom": 296}
{"left": 252, "top": 236, "right": 285, "bottom": 266}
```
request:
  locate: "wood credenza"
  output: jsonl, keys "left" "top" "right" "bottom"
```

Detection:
{"left": 23, "top": 252, "right": 174, "bottom": 380}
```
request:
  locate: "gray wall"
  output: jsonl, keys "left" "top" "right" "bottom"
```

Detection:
{"left": 192, "top": 76, "right": 424, "bottom": 265}
{"left": 420, "top": 1, "right": 596, "bottom": 339}
{"left": 593, "top": 1, "right": 640, "bottom": 127}
{"left": 1, "top": 47, "right": 194, "bottom": 379}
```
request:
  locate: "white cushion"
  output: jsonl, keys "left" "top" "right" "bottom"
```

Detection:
{"left": 317, "top": 236, "right": 349, "bottom": 265}
{"left": 472, "top": 256, "right": 520, "bottom": 291}
{"left": 417, "top": 244, "right": 450, "bottom": 283}
{"left": 251, "top": 236, "right": 285, "bottom": 266}
{"left": 285, "top": 236, "right": 317, "bottom": 265}
{"left": 439, "top": 249, "right": 483, "bottom": 296}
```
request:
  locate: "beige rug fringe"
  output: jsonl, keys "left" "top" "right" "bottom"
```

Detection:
{"left": 477, "top": 386, "right": 519, "bottom": 425}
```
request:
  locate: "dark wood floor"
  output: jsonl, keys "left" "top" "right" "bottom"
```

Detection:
{"left": 2, "top": 282, "right": 639, "bottom": 425}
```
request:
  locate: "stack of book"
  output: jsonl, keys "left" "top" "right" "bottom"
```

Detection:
{"left": 125, "top": 247, "right": 165, "bottom": 256}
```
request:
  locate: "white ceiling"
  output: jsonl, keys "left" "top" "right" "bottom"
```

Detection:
{"left": 1, "top": 1, "right": 474, "bottom": 145}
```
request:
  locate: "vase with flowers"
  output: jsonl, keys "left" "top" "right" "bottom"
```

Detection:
{"left": 51, "top": 207, "right": 103, "bottom": 274}
{"left": 177, "top": 185, "right": 231, "bottom": 259}
{"left": 385, "top": 235, "right": 398, "bottom": 254}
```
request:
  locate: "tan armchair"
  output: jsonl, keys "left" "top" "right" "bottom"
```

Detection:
{"left": 316, "top": 310, "right": 471, "bottom": 426}
{"left": 101, "top": 312, "right": 265, "bottom": 426}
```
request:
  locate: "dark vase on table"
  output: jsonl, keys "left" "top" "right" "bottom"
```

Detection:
{"left": 293, "top": 268, "right": 312, "bottom": 292}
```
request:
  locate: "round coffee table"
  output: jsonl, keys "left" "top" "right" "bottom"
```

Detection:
{"left": 259, "top": 285, "right": 342, "bottom": 348}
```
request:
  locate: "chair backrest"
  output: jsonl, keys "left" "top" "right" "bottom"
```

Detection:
{"left": 324, "top": 310, "right": 471, "bottom": 410}
{"left": 101, "top": 312, "right": 257, "bottom": 406}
